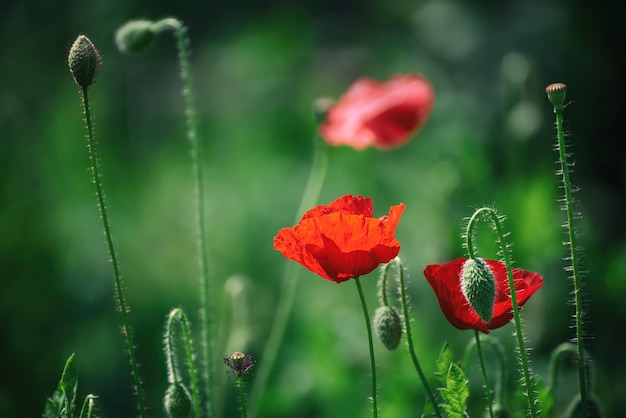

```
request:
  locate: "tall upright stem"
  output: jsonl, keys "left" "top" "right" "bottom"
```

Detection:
{"left": 81, "top": 86, "right": 145, "bottom": 417}
{"left": 354, "top": 277, "right": 378, "bottom": 418}
{"left": 248, "top": 137, "right": 329, "bottom": 418}
{"left": 552, "top": 96, "right": 588, "bottom": 416}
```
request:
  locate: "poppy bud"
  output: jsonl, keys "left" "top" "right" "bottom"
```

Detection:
{"left": 492, "top": 403, "right": 510, "bottom": 418}
{"left": 373, "top": 305, "right": 403, "bottom": 351}
{"left": 224, "top": 352, "right": 255, "bottom": 377}
{"left": 164, "top": 382, "right": 192, "bottom": 418}
{"left": 68, "top": 35, "right": 101, "bottom": 88}
{"left": 565, "top": 394, "right": 602, "bottom": 418}
{"left": 545, "top": 83, "right": 567, "bottom": 111}
{"left": 460, "top": 258, "right": 496, "bottom": 322}
{"left": 115, "top": 20, "right": 157, "bottom": 54}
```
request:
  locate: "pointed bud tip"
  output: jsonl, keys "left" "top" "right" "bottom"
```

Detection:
{"left": 373, "top": 306, "right": 403, "bottom": 351}
{"left": 68, "top": 35, "right": 101, "bottom": 88}
{"left": 115, "top": 20, "right": 157, "bottom": 54}
{"left": 546, "top": 83, "right": 567, "bottom": 109}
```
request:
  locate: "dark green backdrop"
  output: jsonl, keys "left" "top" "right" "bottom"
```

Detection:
{"left": 1, "top": 0, "right": 624, "bottom": 417}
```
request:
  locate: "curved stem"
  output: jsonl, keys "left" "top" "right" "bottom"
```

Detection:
{"left": 466, "top": 207, "right": 538, "bottom": 418}
{"left": 248, "top": 136, "right": 330, "bottom": 418}
{"left": 474, "top": 330, "right": 494, "bottom": 418}
{"left": 155, "top": 17, "right": 216, "bottom": 417}
{"left": 81, "top": 86, "right": 145, "bottom": 418}
{"left": 354, "top": 277, "right": 378, "bottom": 418}
{"left": 553, "top": 103, "right": 589, "bottom": 416}
{"left": 395, "top": 259, "right": 443, "bottom": 418}
{"left": 166, "top": 308, "right": 202, "bottom": 418}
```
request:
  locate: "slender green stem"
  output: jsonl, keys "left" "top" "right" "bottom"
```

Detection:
{"left": 166, "top": 308, "right": 202, "bottom": 418}
{"left": 466, "top": 207, "right": 538, "bottom": 418}
{"left": 553, "top": 103, "right": 589, "bottom": 416}
{"left": 395, "top": 259, "right": 443, "bottom": 418}
{"left": 79, "top": 395, "right": 96, "bottom": 418}
{"left": 80, "top": 86, "right": 145, "bottom": 418}
{"left": 378, "top": 262, "right": 391, "bottom": 306}
{"left": 154, "top": 17, "right": 216, "bottom": 417}
{"left": 248, "top": 136, "right": 330, "bottom": 418}
{"left": 462, "top": 335, "right": 505, "bottom": 406}
{"left": 237, "top": 376, "right": 249, "bottom": 418}
{"left": 354, "top": 277, "right": 378, "bottom": 418}
{"left": 474, "top": 330, "right": 494, "bottom": 418}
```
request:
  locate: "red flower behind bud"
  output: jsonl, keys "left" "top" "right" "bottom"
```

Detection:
{"left": 423, "top": 258, "right": 544, "bottom": 333}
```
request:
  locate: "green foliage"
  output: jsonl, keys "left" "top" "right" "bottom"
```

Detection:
{"left": 439, "top": 363, "right": 470, "bottom": 418}
{"left": 42, "top": 354, "right": 78, "bottom": 418}
{"left": 42, "top": 354, "right": 96, "bottom": 418}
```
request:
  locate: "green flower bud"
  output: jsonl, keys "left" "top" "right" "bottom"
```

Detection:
{"left": 545, "top": 83, "right": 567, "bottom": 111}
{"left": 491, "top": 403, "right": 510, "bottom": 418}
{"left": 373, "top": 305, "right": 403, "bottom": 351}
{"left": 565, "top": 394, "right": 602, "bottom": 418}
{"left": 68, "top": 35, "right": 101, "bottom": 88}
{"left": 461, "top": 258, "right": 496, "bottom": 322}
{"left": 115, "top": 20, "right": 157, "bottom": 54}
{"left": 164, "top": 382, "right": 192, "bottom": 418}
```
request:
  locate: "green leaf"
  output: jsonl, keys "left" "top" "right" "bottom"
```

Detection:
{"left": 42, "top": 353, "right": 78, "bottom": 418}
{"left": 435, "top": 342, "right": 454, "bottom": 385}
{"left": 439, "top": 362, "right": 469, "bottom": 418}
{"left": 61, "top": 353, "right": 78, "bottom": 418}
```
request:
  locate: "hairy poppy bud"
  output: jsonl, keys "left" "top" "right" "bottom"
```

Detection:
{"left": 373, "top": 305, "right": 403, "bottom": 351}
{"left": 460, "top": 258, "right": 496, "bottom": 322}
{"left": 68, "top": 35, "right": 101, "bottom": 88}
{"left": 115, "top": 20, "right": 157, "bottom": 54}
{"left": 565, "top": 394, "right": 602, "bottom": 418}
{"left": 164, "top": 382, "right": 192, "bottom": 418}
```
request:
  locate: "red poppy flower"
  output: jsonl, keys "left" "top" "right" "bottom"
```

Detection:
{"left": 423, "top": 258, "right": 544, "bottom": 333}
{"left": 318, "top": 73, "right": 434, "bottom": 150}
{"left": 274, "top": 194, "right": 405, "bottom": 283}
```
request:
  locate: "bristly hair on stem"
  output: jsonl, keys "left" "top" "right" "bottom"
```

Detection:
{"left": 68, "top": 34, "right": 145, "bottom": 418}
{"left": 546, "top": 82, "right": 591, "bottom": 417}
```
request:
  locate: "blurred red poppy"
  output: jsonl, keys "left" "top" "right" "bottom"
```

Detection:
{"left": 423, "top": 258, "right": 544, "bottom": 333}
{"left": 318, "top": 73, "right": 434, "bottom": 150}
{"left": 274, "top": 194, "right": 405, "bottom": 283}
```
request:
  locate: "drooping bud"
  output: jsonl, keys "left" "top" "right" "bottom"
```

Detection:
{"left": 373, "top": 305, "right": 403, "bottom": 351}
{"left": 68, "top": 35, "right": 101, "bottom": 88}
{"left": 545, "top": 83, "right": 567, "bottom": 111}
{"left": 492, "top": 403, "right": 510, "bottom": 418}
{"left": 115, "top": 20, "right": 157, "bottom": 54}
{"left": 565, "top": 394, "right": 603, "bottom": 418}
{"left": 163, "top": 382, "right": 192, "bottom": 418}
{"left": 460, "top": 258, "right": 496, "bottom": 322}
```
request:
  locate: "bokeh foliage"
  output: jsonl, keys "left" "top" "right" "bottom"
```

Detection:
{"left": 1, "top": 0, "right": 624, "bottom": 417}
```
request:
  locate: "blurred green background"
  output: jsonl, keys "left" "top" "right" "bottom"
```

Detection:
{"left": 1, "top": 0, "right": 625, "bottom": 417}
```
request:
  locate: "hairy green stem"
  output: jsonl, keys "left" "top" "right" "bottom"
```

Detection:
{"left": 474, "top": 330, "right": 494, "bottom": 418}
{"left": 552, "top": 101, "right": 589, "bottom": 417}
{"left": 79, "top": 395, "right": 96, "bottom": 418}
{"left": 237, "top": 376, "right": 249, "bottom": 418}
{"left": 248, "top": 136, "right": 329, "bottom": 418}
{"left": 354, "top": 277, "right": 378, "bottom": 418}
{"left": 395, "top": 258, "right": 443, "bottom": 418}
{"left": 466, "top": 207, "right": 538, "bottom": 418}
{"left": 166, "top": 308, "right": 201, "bottom": 418}
{"left": 155, "top": 17, "right": 215, "bottom": 417}
{"left": 80, "top": 86, "right": 145, "bottom": 418}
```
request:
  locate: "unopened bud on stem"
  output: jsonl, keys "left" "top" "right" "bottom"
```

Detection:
{"left": 68, "top": 35, "right": 101, "bottom": 88}
{"left": 461, "top": 258, "right": 496, "bottom": 322}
